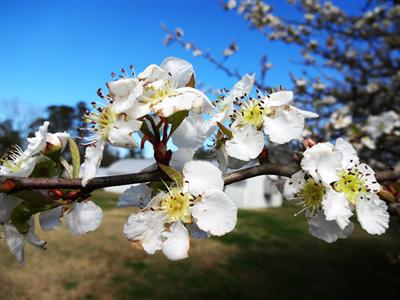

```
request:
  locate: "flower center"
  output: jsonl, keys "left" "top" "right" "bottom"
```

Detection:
{"left": 83, "top": 107, "right": 116, "bottom": 141}
{"left": 298, "top": 179, "right": 325, "bottom": 214}
{"left": 144, "top": 80, "right": 177, "bottom": 105}
{"left": 0, "top": 146, "right": 25, "bottom": 174}
{"left": 161, "top": 188, "right": 193, "bottom": 223}
{"left": 334, "top": 170, "right": 367, "bottom": 205}
{"left": 237, "top": 100, "right": 268, "bottom": 129}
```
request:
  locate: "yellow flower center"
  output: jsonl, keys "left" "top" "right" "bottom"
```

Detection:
{"left": 334, "top": 171, "right": 366, "bottom": 205}
{"left": 237, "top": 100, "right": 271, "bottom": 129}
{"left": 84, "top": 107, "right": 116, "bottom": 140}
{"left": 145, "top": 80, "right": 177, "bottom": 105}
{"left": 298, "top": 179, "right": 325, "bottom": 214}
{"left": 161, "top": 188, "right": 193, "bottom": 223}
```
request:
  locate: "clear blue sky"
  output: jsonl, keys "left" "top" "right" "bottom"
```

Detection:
{"left": 0, "top": 0, "right": 360, "bottom": 113}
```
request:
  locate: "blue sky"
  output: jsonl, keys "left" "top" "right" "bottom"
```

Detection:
{"left": 0, "top": 0, "right": 361, "bottom": 113}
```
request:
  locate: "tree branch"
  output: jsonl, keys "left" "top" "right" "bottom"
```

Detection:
{"left": 1, "top": 163, "right": 398, "bottom": 195}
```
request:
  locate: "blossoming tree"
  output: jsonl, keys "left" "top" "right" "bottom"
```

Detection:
{"left": 0, "top": 56, "right": 398, "bottom": 266}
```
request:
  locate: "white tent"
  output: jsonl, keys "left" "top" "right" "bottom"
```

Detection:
{"left": 98, "top": 159, "right": 282, "bottom": 209}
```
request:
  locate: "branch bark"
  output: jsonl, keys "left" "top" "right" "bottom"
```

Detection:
{"left": 0, "top": 162, "right": 398, "bottom": 194}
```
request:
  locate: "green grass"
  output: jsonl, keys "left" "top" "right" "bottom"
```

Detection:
{"left": 96, "top": 199, "right": 400, "bottom": 300}
{"left": 3, "top": 191, "right": 399, "bottom": 300}
{"left": 91, "top": 189, "right": 120, "bottom": 210}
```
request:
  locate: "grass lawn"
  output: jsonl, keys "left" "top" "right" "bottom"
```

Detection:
{"left": 1, "top": 190, "right": 399, "bottom": 300}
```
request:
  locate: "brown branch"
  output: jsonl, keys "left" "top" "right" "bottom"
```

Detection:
{"left": 1, "top": 163, "right": 398, "bottom": 195}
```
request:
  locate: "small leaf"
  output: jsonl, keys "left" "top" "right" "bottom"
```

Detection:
{"left": 217, "top": 122, "right": 233, "bottom": 139}
{"left": 158, "top": 163, "right": 183, "bottom": 187}
{"left": 68, "top": 138, "right": 80, "bottom": 178}
{"left": 147, "top": 181, "right": 168, "bottom": 193}
{"left": 167, "top": 110, "right": 188, "bottom": 137}
{"left": 30, "top": 156, "right": 56, "bottom": 178}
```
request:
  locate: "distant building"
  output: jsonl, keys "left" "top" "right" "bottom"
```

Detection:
{"left": 98, "top": 159, "right": 283, "bottom": 209}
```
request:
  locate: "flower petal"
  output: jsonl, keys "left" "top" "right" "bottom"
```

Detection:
{"left": 23, "top": 121, "right": 49, "bottom": 157}
{"left": 283, "top": 171, "right": 306, "bottom": 199}
{"left": 356, "top": 194, "right": 389, "bottom": 235}
{"left": 80, "top": 141, "right": 105, "bottom": 186}
{"left": 263, "top": 108, "right": 304, "bottom": 144}
{"left": 139, "top": 64, "right": 167, "bottom": 82}
{"left": 0, "top": 194, "right": 22, "bottom": 223}
{"left": 172, "top": 113, "right": 213, "bottom": 150}
{"left": 66, "top": 201, "right": 103, "bottom": 235}
{"left": 266, "top": 91, "right": 293, "bottom": 107}
{"left": 308, "top": 211, "right": 354, "bottom": 243}
{"left": 39, "top": 206, "right": 63, "bottom": 231}
{"left": 170, "top": 148, "right": 195, "bottom": 171}
{"left": 4, "top": 224, "right": 25, "bottom": 266}
{"left": 108, "top": 78, "right": 143, "bottom": 113}
{"left": 108, "top": 119, "right": 142, "bottom": 148}
{"left": 192, "top": 189, "right": 237, "bottom": 236}
{"left": 357, "top": 163, "right": 381, "bottom": 193}
{"left": 123, "top": 210, "right": 166, "bottom": 255}
{"left": 118, "top": 184, "right": 152, "bottom": 208}
{"left": 225, "top": 125, "right": 264, "bottom": 161}
{"left": 322, "top": 189, "right": 353, "bottom": 230}
{"left": 183, "top": 161, "right": 224, "bottom": 195}
{"left": 161, "top": 221, "right": 190, "bottom": 260}
{"left": 160, "top": 57, "right": 194, "bottom": 88}
{"left": 301, "top": 142, "right": 342, "bottom": 184}
{"left": 334, "top": 138, "right": 359, "bottom": 168}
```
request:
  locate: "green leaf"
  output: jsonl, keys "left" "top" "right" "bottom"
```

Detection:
{"left": 30, "top": 156, "right": 56, "bottom": 178}
{"left": 68, "top": 138, "right": 80, "bottom": 178}
{"left": 147, "top": 181, "right": 168, "bottom": 193}
{"left": 167, "top": 110, "right": 188, "bottom": 137}
{"left": 158, "top": 163, "right": 183, "bottom": 187}
{"left": 217, "top": 122, "right": 233, "bottom": 139}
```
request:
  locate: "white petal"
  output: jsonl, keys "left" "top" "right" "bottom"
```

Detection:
{"left": 23, "top": 121, "right": 49, "bottom": 157}
{"left": 301, "top": 142, "right": 342, "bottom": 184}
{"left": 123, "top": 210, "right": 166, "bottom": 255}
{"left": 308, "top": 211, "right": 354, "bottom": 243}
{"left": 80, "top": 141, "right": 105, "bottom": 186}
{"left": 125, "top": 99, "right": 152, "bottom": 119}
{"left": 266, "top": 91, "right": 293, "bottom": 107}
{"left": 66, "top": 201, "right": 103, "bottom": 235}
{"left": 183, "top": 161, "right": 224, "bottom": 195}
{"left": 225, "top": 125, "right": 264, "bottom": 161}
{"left": 108, "top": 119, "right": 142, "bottom": 148}
{"left": 161, "top": 221, "right": 190, "bottom": 260}
{"left": 153, "top": 87, "right": 212, "bottom": 117}
{"left": 334, "top": 138, "right": 359, "bottom": 168}
{"left": 172, "top": 113, "right": 213, "bottom": 150}
{"left": 356, "top": 194, "right": 389, "bottom": 235}
{"left": 170, "top": 148, "right": 195, "bottom": 171}
{"left": 138, "top": 64, "right": 168, "bottom": 82}
{"left": 39, "top": 206, "right": 63, "bottom": 231}
{"left": 118, "top": 184, "right": 152, "bottom": 208}
{"left": 357, "top": 163, "right": 381, "bottom": 193}
{"left": 322, "top": 190, "right": 353, "bottom": 230}
{"left": 25, "top": 217, "right": 46, "bottom": 249}
{"left": 263, "top": 108, "right": 304, "bottom": 144}
{"left": 108, "top": 78, "right": 143, "bottom": 113}
{"left": 160, "top": 57, "right": 194, "bottom": 88}
{"left": 192, "top": 189, "right": 237, "bottom": 236}
{"left": 291, "top": 106, "right": 319, "bottom": 118}
{"left": 283, "top": 171, "right": 306, "bottom": 199}
{"left": 0, "top": 194, "right": 22, "bottom": 223}
{"left": 4, "top": 224, "right": 25, "bottom": 266}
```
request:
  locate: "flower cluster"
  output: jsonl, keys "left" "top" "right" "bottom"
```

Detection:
{"left": 0, "top": 56, "right": 394, "bottom": 266}
{"left": 283, "top": 138, "right": 389, "bottom": 243}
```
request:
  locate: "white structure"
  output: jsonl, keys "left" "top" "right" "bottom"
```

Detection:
{"left": 98, "top": 159, "right": 282, "bottom": 209}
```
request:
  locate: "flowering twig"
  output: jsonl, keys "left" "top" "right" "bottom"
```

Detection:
{"left": 1, "top": 162, "right": 398, "bottom": 195}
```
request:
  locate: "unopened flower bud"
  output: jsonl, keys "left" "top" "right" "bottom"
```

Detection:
{"left": 42, "top": 132, "right": 69, "bottom": 155}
